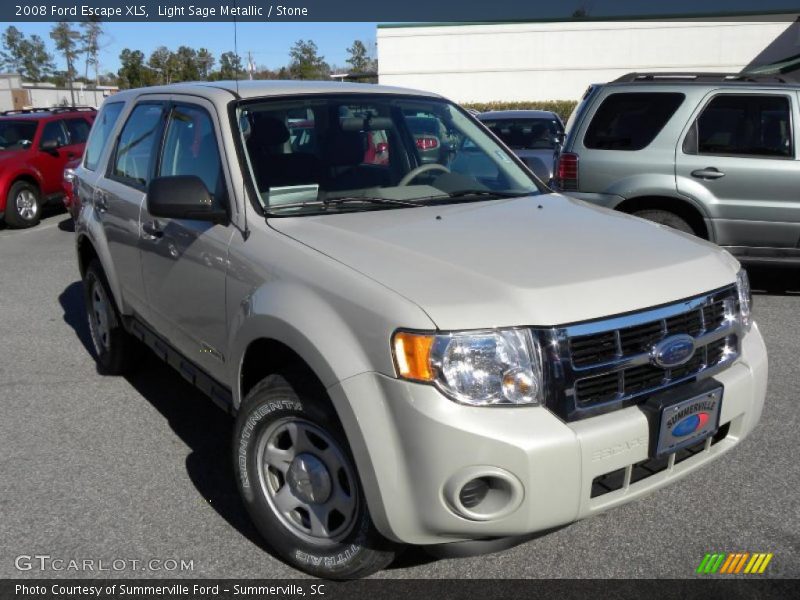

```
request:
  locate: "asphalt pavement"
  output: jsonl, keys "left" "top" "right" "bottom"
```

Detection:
{"left": 0, "top": 212, "right": 798, "bottom": 579}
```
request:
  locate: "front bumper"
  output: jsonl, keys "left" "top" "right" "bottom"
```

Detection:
{"left": 328, "top": 324, "right": 768, "bottom": 545}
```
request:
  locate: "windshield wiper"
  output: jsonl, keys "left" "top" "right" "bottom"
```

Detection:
{"left": 323, "top": 195, "right": 422, "bottom": 207}
{"left": 268, "top": 196, "right": 422, "bottom": 212}
{"left": 439, "top": 189, "right": 532, "bottom": 199}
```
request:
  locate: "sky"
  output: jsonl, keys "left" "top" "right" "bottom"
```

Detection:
{"left": 11, "top": 22, "right": 379, "bottom": 75}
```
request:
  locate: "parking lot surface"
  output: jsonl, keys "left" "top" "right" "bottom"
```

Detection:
{"left": 1, "top": 213, "right": 798, "bottom": 579}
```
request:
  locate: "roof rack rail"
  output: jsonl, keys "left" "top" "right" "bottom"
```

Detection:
{"left": 613, "top": 72, "right": 799, "bottom": 84}
{"left": 1, "top": 106, "right": 97, "bottom": 116}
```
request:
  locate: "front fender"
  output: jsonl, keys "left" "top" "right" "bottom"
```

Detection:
{"left": 227, "top": 277, "right": 434, "bottom": 410}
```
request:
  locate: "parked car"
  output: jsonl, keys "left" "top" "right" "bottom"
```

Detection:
{"left": 0, "top": 107, "right": 95, "bottom": 227}
{"left": 405, "top": 114, "right": 447, "bottom": 163}
{"left": 478, "top": 110, "right": 564, "bottom": 183}
{"left": 74, "top": 81, "right": 766, "bottom": 579}
{"left": 557, "top": 72, "right": 800, "bottom": 265}
{"left": 62, "top": 157, "right": 81, "bottom": 219}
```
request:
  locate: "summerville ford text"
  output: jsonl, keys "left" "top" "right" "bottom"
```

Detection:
{"left": 15, "top": 584, "right": 324, "bottom": 597}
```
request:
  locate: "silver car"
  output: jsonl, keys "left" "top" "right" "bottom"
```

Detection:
{"left": 478, "top": 110, "right": 564, "bottom": 183}
{"left": 557, "top": 72, "right": 800, "bottom": 265}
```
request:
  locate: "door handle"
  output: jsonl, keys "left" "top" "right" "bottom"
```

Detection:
{"left": 691, "top": 168, "right": 725, "bottom": 180}
{"left": 142, "top": 220, "right": 164, "bottom": 239}
{"left": 95, "top": 193, "right": 108, "bottom": 213}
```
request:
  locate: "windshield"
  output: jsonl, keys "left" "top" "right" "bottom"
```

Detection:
{"left": 237, "top": 94, "right": 543, "bottom": 216}
{"left": 0, "top": 120, "right": 37, "bottom": 150}
{"left": 480, "top": 117, "right": 563, "bottom": 150}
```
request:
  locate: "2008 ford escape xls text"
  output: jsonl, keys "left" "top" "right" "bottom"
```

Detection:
{"left": 72, "top": 81, "right": 768, "bottom": 579}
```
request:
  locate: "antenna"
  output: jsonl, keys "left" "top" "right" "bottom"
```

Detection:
{"left": 233, "top": 3, "right": 241, "bottom": 95}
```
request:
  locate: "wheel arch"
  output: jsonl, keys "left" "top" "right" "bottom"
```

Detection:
{"left": 75, "top": 233, "right": 126, "bottom": 315}
{"left": 615, "top": 195, "right": 711, "bottom": 240}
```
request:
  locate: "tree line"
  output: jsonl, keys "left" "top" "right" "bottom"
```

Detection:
{"left": 0, "top": 23, "right": 377, "bottom": 89}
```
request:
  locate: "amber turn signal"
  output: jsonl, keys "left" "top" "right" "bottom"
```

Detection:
{"left": 392, "top": 331, "right": 435, "bottom": 381}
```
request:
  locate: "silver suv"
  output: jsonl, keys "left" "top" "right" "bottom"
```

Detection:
{"left": 557, "top": 72, "right": 800, "bottom": 265}
{"left": 74, "top": 80, "right": 767, "bottom": 578}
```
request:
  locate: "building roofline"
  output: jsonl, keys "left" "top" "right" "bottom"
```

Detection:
{"left": 377, "top": 10, "right": 799, "bottom": 28}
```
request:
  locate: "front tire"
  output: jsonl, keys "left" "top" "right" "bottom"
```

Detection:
{"left": 83, "top": 259, "right": 142, "bottom": 375}
{"left": 5, "top": 181, "right": 41, "bottom": 228}
{"left": 233, "top": 372, "right": 396, "bottom": 578}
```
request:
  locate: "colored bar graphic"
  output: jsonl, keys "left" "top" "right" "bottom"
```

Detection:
{"left": 734, "top": 553, "right": 750, "bottom": 574}
{"left": 697, "top": 552, "right": 773, "bottom": 574}
{"left": 758, "top": 553, "right": 773, "bottom": 573}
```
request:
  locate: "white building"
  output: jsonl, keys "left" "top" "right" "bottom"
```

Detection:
{"left": 377, "top": 16, "right": 800, "bottom": 102}
{"left": 0, "top": 74, "right": 117, "bottom": 112}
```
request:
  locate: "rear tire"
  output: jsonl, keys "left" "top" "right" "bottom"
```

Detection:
{"left": 5, "top": 181, "right": 41, "bottom": 228}
{"left": 83, "top": 259, "right": 143, "bottom": 375}
{"left": 233, "top": 372, "right": 397, "bottom": 579}
{"left": 632, "top": 209, "right": 695, "bottom": 236}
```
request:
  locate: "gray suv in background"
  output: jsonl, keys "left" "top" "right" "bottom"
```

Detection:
{"left": 557, "top": 73, "right": 800, "bottom": 265}
{"left": 478, "top": 110, "right": 564, "bottom": 183}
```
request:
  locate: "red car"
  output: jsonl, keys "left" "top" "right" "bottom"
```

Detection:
{"left": 0, "top": 107, "right": 95, "bottom": 228}
{"left": 62, "top": 157, "right": 81, "bottom": 219}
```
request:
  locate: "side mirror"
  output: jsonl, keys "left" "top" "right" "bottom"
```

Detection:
{"left": 147, "top": 176, "right": 228, "bottom": 224}
{"left": 40, "top": 139, "right": 60, "bottom": 152}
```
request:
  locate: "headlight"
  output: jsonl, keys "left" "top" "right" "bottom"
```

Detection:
{"left": 392, "top": 328, "right": 543, "bottom": 406}
{"left": 736, "top": 269, "right": 752, "bottom": 331}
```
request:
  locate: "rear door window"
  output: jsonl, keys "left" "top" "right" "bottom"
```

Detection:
{"left": 584, "top": 92, "right": 684, "bottom": 150}
{"left": 688, "top": 94, "right": 793, "bottom": 158}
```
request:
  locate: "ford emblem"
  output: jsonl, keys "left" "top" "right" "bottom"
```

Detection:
{"left": 651, "top": 334, "right": 696, "bottom": 368}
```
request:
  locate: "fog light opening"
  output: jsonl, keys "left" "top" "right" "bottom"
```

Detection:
{"left": 458, "top": 477, "right": 490, "bottom": 509}
{"left": 446, "top": 469, "right": 523, "bottom": 521}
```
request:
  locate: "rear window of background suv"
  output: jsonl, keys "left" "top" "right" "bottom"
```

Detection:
{"left": 584, "top": 92, "right": 685, "bottom": 151}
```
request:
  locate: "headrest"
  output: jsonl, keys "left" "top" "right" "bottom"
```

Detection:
{"left": 325, "top": 131, "right": 366, "bottom": 166}
{"left": 340, "top": 116, "right": 393, "bottom": 132}
{"left": 249, "top": 114, "right": 290, "bottom": 146}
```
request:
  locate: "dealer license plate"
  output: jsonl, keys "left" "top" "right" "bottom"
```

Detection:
{"left": 655, "top": 387, "right": 722, "bottom": 457}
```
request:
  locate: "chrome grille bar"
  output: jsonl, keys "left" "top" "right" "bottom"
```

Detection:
{"left": 539, "top": 285, "right": 742, "bottom": 421}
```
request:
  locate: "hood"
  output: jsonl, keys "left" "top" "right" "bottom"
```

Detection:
{"left": 270, "top": 194, "right": 739, "bottom": 330}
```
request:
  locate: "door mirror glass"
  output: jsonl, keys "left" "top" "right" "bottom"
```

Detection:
{"left": 147, "top": 175, "right": 227, "bottom": 224}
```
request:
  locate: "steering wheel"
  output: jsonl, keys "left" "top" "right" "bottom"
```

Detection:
{"left": 398, "top": 163, "right": 450, "bottom": 186}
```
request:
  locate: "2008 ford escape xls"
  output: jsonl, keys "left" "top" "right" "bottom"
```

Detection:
{"left": 72, "top": 80, "right": 768, "bottom": 578}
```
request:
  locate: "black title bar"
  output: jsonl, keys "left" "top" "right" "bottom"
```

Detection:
{"left": 3, "top": 579, "right": 799, "bottom": 600}
{"left": 4, "top": 1, "right": 800, "bottom": 22}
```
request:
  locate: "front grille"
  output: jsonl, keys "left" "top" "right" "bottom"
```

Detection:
{"left": 574, "top": 335, "right": 736, "bottom": 406}
{"left": 544, "top": 285, "right": 742, "bottom": 421}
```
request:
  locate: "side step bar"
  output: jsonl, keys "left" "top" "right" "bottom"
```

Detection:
{"left": 125, "top": 316, "right": 234, "bottom": 415}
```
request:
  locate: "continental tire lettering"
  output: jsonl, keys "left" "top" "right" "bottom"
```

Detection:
{"left": 238, "top": 399, "right": 302, "bottom": 492}
{"left": 295, "top": 543, "right": 362, "bottom": 568}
